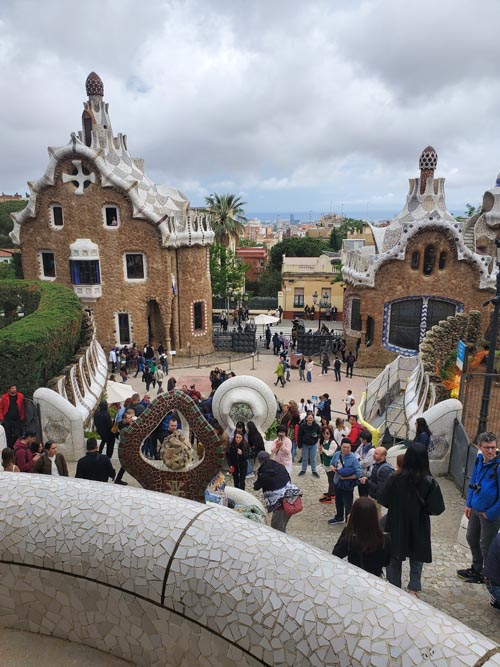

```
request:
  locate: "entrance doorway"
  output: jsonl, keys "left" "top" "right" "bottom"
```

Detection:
{"left": 147, "top": 300, "right": 165, "bottom": 346}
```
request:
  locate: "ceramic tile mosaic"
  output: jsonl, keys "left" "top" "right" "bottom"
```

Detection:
{"left": 0, "top": 474, "right": 498, "bottom": 667}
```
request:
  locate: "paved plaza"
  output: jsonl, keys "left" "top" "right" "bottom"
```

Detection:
{"left": 97, "top": 346, "right": 500, "bottom": 641}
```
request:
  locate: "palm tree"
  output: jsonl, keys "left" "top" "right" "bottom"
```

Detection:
{"left": 205, "top": 193, "right": 247, "bottom": 248}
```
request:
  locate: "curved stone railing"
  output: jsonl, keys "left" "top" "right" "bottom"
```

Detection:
{"left": 0, "top": 475, "right": 498, "bottom": 667}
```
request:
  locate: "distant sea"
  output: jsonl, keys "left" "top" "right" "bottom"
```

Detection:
{"left": 246, "top": 209, "right": 397, "bottom": 223}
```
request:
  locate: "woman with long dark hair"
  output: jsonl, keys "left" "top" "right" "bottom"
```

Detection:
{"left": 415, "top": 417, "right": 432, "bottom": 449}
{"left": 226, "top": 432, "right": 250, "bottom": 490}
{"left": 378, "top": 443, "right": 445, "bottom": 595}
{"left": 332, "top": 497, "right": 391, "bottom": 576}
{"left": 247, "top": 421, "right": 265, "bottom": 460}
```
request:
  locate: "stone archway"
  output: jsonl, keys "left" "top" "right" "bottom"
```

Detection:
{"left": 118, "top": 390, "right": 224, "bottom": 502}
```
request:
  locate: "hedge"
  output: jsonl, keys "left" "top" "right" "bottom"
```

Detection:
{"left": 0, "top": 280, "right": 83, "bottom": 396}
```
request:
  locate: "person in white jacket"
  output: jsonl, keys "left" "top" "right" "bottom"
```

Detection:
{"left": 356, "top": 430, "right": 375, "bottom": 498}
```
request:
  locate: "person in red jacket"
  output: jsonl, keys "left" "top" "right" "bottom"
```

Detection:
{"left": 347, "top": 415, "right": 362, "bottom": 451}
{"left": 0, "top": 385, "right": 26, "bottom": 449}
{"left": 13, "top": 431, "right": 39, "bottom": 472}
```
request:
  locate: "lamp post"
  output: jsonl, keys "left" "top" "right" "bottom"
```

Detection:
{"left": 477, "top": 239, "right": 500, "bottom": 438}
{"left": 312, "top": 290, "right": 318, "bottom": 324}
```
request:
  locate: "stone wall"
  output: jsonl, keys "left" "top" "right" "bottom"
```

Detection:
{"left": 345, "top": 229, "right": 491, "bottom": 367}
{"left": 19, "top": 157, "right": 213, "bottom": 356}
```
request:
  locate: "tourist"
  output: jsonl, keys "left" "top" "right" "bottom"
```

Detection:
{"left": 484, "top": 532, "right": 500, "bottom": 609}
{"left": 272, "top": 332, "right": 280, "bottom": 355}
{"left": 143, "top": 366, "right": 154, "bottom": 392}
{"left": 319, "top": 427, "right": 337, "bottom": 503}
{"left": 13, "top": 430, "right": 39, "bottom": 473}
{"left": 333, "top": 417, "right": 350, "bottom": 446}
{"left": 167, "top": 376, "right": 176, "bottom": 392}
{"left": 333, "top": 356, "right": 342, "bottom": 382}
{"left": 109, "top": 347, "right": 117, "bottom": 372}
{"left": 321, "top": 353, "right": 330, "bottom": 375}
{"left": 328, "top": 439, "right": 362, "bottom": 525}
{"left": 367, "top": 447, "right": 394, "bottom": 501}
{"left": 253, "top": 451, "right": 301, "bottom": 533}
{"left": 319, "top": 417, "right": 333, "bottom": 441}
{"left": 271, "top": 425, "right": 293, "bottom": 474}
{"left": 75, "top": 437, "right": 116, "bottom": 483}
{"left": 226, "top": 431, "right": 249, "bottom": 490}
{"left": 356, "top": 430, "right": 375, "bottom": 497}
{"left": 134, "top": 352, "right": 145, "bottom": 378}
{"left": 155, "top": 366, "right": 165, "bottom": 393}
{"left": 32, "top": 441, "right": 69, "bottom": 476}
{"left": 317, "top": 393, "right": 332, "bottom": 422}
{"left": 247, "top": 421, "right": 265, "bottom": 461}
{"left": 379, "top": 443, "right": 445, "bottom": 595}
{"left": 281, "top": 401, "right": 301, "bottom": 461}
{"left": 346, "top": 351, "right": 356, "bottom": 378}
{"left": 274, "top": 359, "right": 286, "bottom": 387}
{"left": 0, "top": 384, "right": 25, "bottom": 449}
{"left": 347, "top": 414, "right": 362, "bottom": 449}
{"left": 297, "top": 413, "right": 321, "bottom": 478}
{"left": 305, "top": 357, "right": 314, "bottom": 383}
{"left": 457, "top": 431, "right": 500, "bottom": 583}
{"left": 344, "top": 389, "right": 355, "bottom": 417}
{"left": 298, "top": 354, "right": 306, "bottom": 381}
{"left": 415, "top": 417, "right": 432, "bottom": 449}
{"left": 1, "top": 447, "right": 19, "bottom": 472}
{"left": 264, "top": 324, "right": 272, "bottom": 349}
{"left": 130, "top": 393, "right": 146, "bottom": 417}
{"left": 93, "top": 400, "right": 116, "bottom": 459}
{"left": 332, "top": 497, "right": 391, "bottom": 577}
{"left": 189, "top": 384, "right": 202, "bottom": 402}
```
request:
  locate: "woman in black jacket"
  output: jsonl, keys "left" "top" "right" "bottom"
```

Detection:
{"left": 226, "top": 432, "right": 249, "bottom": 490}
{"left": 247, "top": 421, "right": 265, "bottom": 461}
{"left": 93, "top": 400, "right": 116, "bottom": 458}
{"left": 378, "top": 443, "right": 445, "bottom": 595}
{"left": 333, "top": 497, "right": 391, "bottom": 576}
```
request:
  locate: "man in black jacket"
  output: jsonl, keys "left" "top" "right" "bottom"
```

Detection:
{"left": 75, "top": 438, "right": 116, "bottom": 483}
{"left": 298, "top": 413, "right": 321, "bottom": 478}
{"left": 367, "top": 447, "right": 394, "bottom": 500}
{"left": 93, "top": 400, "right": 116, "bottom": 458}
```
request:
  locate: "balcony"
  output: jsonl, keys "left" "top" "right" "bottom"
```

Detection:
{"left": 72, "top": 284, "right": 102, "bottom": 302}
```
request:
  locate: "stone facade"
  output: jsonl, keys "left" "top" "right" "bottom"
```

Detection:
{"left": 11, "top": 73, "right": 214, "bottom": 356}
{"left": 343, "top": 147, "right": 496, "bottom": 367}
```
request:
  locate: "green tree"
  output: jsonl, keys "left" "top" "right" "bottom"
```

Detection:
{"left": 238, "top": 238, "right": 264, "bottom": 248}
{"left": 329, "top": 227, "right": 343, "bottom": 251}
{"left": 209, "top": 243, "right": 247, "bottom": 297}
{"left": 269, "top": 237, "right": 328, "bottom": 272}
{"left": 253, "top": 269, "right": 282, "bottom": 296}
{"left": 205, "top": 193, "right": 247, "bottom": 247}
{"left": 465, "top": 203, "right": 478, "bottom": 217}
{"left": 0, "top": 200, "right": 27, "bottom": 248}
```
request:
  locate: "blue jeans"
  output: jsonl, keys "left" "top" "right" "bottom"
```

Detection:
{"left": 306, "top": 371, "right": 312, "bottom": 382}
{"left": 387, "top": 557, "right": 424, "bottom": 592}
{"left": 301, "top": 444, "right": 318, "bottom": 473}
{"left": 291, "top": 440, "right": 297, "bottom": 461}
{"left": 487, "top": 583, "right": 500, "bottom": 608}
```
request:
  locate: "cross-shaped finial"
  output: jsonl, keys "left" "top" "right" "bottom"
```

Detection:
{"left": 62, "top": 160, "right": 96, "bottom": 195}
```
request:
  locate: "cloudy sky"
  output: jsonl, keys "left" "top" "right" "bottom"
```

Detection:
{"left": 1, "top": 0, "right": 500, "bottom": 219}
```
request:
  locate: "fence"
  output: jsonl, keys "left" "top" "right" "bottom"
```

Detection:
{"left": 449, "top": 418, "right": 477, "bottom": 497}
{"left": 212, "top": 296, "right": 278, "bottom": 311}
{"left": 297, "top": 332, "right": 343, "bottom": 357}
{"left": 461, "top": 371, "right": 500, "bottom": 442}
{"left": 212, "top": 330, "right": 257, "bottom": 353}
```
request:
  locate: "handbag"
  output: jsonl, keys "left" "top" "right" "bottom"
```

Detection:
{"left": 111, "top": 419, "right": 119, "bottom": 434}
{"left": 336, "top": 465, "right": 358, "bottom": 491}
{"left": 282, "top": 495, "right": 303, "bottom": 516}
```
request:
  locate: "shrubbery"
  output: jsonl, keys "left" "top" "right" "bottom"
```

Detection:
{"left": 0, "top": 280, "right": 82, "bottom": 396}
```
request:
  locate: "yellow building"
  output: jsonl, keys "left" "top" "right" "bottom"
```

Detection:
{"left": 280, "top": 254, "right": 344, "bottom": 320}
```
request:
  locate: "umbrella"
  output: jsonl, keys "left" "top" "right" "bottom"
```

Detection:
{"left": 253, "top": 314, "right": 280, "bottom": 325}
{"left": 106, "top": 380, "right": 135, "bottom": 404}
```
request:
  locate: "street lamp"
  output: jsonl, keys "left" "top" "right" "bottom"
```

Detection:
{"left": 477, "top": 239, "right": 500, "bottom": 438}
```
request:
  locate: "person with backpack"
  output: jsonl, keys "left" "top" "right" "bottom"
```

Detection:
{"left": 75, "top": 437, "right": 116, "bottom": 483}
{"left": 346, "top": 351, "right": 356, "bottom": 378}
{"left": 327, "top": 439, "right": 363, "bottom": 524}
{"left": 379, "top": 443, "right": 445, "bottom": 595}
{"left": 333, "top": 357, "right": 342, "bottom": 382}
{"left": 457, "top": 431, "right": 500, "bottom": 584}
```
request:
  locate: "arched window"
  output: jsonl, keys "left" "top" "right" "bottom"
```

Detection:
{"left": 411, "top": 251, "right": 420, "bottom": 270}
{"left": 351, "top": 298, "right": 361, "bottom": 331}
{"left": 438, "top": 251, "right": 447, "bottom": 270}
{"left": 82, "top": 112, "right": 92, "bottom": 147}
{"left": 423, "top": 245, "right": 435, "bottom": 275}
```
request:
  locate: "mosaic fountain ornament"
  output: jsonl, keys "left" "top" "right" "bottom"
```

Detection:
{"left": 212, "top": 375, "right": 277, "bottom": 433}
{"left": 118, "top": 389, "right": 224, "bottom": 502}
